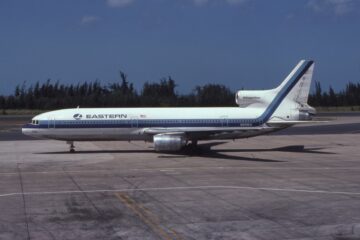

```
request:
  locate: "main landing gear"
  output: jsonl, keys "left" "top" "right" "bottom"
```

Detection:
{"left": 185, "top": 140, "right": 198, "bottom": 150}
{"left": 190, "top": 140, "right": 198, "bottom": 147}
{"left": 67, "top": 141, "right": 75, "bottom": 153}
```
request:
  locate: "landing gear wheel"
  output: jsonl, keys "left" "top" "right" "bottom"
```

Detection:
{"left": 67, "top": 141, "right": 75, "bottom": 153}
{"left": 186, "top": 140, "right": 198, "bottom": 151}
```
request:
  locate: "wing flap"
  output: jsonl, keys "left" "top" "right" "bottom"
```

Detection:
{"left": 143, "top": 126, "right": 269, "bottom": 136}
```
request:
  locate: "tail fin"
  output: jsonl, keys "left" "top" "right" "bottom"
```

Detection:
{"left": 266, "top": 60, "right": 315, "bottom": 122}
{"left": 275, "top": 60, "right": 314, "bottom": 106}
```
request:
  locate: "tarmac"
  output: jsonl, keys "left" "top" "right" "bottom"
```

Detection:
{"left": 0, "top": 114, "right": 360, "bottom": 240}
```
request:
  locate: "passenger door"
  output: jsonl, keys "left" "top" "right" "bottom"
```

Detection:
{"left": 48, "top": 116, "right": 56, "bottom": 129}
{"left": 220, "top": 116, "right": 229, "bottom": 127}
{"left": 131, "top": 117, "right": 138, "bottom": 128}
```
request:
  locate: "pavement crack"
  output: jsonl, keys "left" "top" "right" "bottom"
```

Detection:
{"left": 119, "top": 176, "right": 186, "bottom": 240}
{"left": 115, "top": 192, "right": 183, "bottom": 240}
{"left": 62, "top": 167, "right": 125, "bottom": 240}
{"left": 17, "top": 163, "right": 31, "bottom": 240}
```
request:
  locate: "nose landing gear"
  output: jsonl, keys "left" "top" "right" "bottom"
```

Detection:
{"left": 67, "top": 141, "right": 75, "bottom": 153}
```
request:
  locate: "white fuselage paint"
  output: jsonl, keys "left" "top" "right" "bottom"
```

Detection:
{"left": 22, "top": 107, "right": 278, "bottom": 141}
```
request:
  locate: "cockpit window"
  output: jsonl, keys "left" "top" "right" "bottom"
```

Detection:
{"left": 31, "top": 120, "right": 39, "bottom": 125}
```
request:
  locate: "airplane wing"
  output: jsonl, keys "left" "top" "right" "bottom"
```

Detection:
{"left": 142, "top": 126, "right": 274, "bottom": 140}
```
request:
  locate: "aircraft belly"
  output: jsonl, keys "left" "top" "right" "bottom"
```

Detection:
{"left": 207, "top": 128, "right": 277, "bottom": 140}
{"left": 33, "top": 128, "right": 149, "bottom": 141}
{"left": 25, "top": 126, "right": 280, "bottom": 142}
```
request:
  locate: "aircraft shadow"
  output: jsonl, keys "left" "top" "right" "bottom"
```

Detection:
{"left": 162, "top": 142, "right": 334, "bottom": 162}
{"left": 37, "top": 141, "right": 334, "bottom": 163}
{"left": 214, "top": 145, "right": 335, "bottom": 155}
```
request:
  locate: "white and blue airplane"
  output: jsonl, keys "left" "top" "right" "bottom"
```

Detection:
{"left": 22, "top": 60, "right": 317, "bottom": 152}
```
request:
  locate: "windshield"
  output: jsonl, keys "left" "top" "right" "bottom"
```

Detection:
{"left": 31, "top": 119, "right": 39, "bottom": 125}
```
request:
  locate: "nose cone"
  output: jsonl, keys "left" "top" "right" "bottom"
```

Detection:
{"left": 22, "top": 124, "right": 32, "bottom": 136}
{"left": 22, "top": 123, "right": 41, "bottom": 138}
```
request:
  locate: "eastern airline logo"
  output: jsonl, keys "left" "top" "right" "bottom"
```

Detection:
{"left": 73, "top": 113, "right": 127, "bottom": 120}
{"left": 73, "top": 113, "right": 83, "bottom": 120}
{"left": 86, "top": 114, "right": 127, "bottom": 119}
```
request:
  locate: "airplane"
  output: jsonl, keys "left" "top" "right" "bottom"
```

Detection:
{"left": 22, "top": 60, "right": 318, "bottom": 153}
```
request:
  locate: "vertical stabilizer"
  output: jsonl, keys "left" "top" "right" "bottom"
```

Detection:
{"left": 267, "top": 60, "right": 315, "bottom": 121}
{"left": 275, "top": 60, "right": 314, "bottom": 105}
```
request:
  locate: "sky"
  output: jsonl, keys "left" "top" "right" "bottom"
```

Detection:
{"left": 0, "top": 0, "right": 360, "bottom": 95}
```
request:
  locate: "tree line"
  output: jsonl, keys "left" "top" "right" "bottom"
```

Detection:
{"left": 0, "top": 71, "right": 359, "bottom": 110}
{"left": 308, "top": 81, "right": 360, "bottom": 107}
{"left": 0, "top": 72, "right": 235, "bottom": 110}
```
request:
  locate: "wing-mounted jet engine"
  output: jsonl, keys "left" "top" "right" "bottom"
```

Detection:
{"left": 153, "top": 133, "right": 187, "bottom": 152}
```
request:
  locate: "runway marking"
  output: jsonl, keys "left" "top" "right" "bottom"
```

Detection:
{"left": 1, "top": 167, "right": 360, "bottom": 176}
{"left": 1, "top": 185, "right": 360, "bottom": 198}
{"left": 115, "top": 193, "right": 182, "bottom": 240}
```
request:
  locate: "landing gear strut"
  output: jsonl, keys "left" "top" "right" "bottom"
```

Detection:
{"left": 67, "top": 141, "right": 75, "bottom": 153}
{"left": 191, "top": 140, "right": 198, "bottom": 147}
{"left": 186, "top": 140, "right": 198, "bottom": 150}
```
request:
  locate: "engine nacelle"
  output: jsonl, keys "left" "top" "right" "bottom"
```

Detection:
{"left": 298, "top": 111, "right": 312, "bottom": 120}
{"left": 153, "top": 134, "right": 187, "bottom": 152}
{"left": 298, "top": 105, "right": 316, "bottom": 120}
{"left": 235, "top": 90, "right": 272, "bottom": 108}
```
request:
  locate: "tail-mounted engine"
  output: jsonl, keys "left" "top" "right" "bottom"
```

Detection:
{"left": 235, "top": 90, "right": 273, "bottom": 108}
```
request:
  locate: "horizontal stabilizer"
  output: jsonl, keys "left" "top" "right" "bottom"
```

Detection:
{"left": 267, "top": 120, "right": 329, "bottom": 127}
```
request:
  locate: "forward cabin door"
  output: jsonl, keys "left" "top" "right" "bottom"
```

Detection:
{"left": 131, "top": 117, "right": 138, "bottom": 128}
{"left": 48, "top": 116, "right": 56, "bottom": 129}
{"left": 220, "top": 116, "right": 229, "bottom": 127}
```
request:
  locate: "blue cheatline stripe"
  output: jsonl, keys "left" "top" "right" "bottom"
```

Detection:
{"left": 23, "top": 119, "right": 254, "bottom": 129}
{"left": 23, "top": 61, "right": 313, "bottom": 130}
